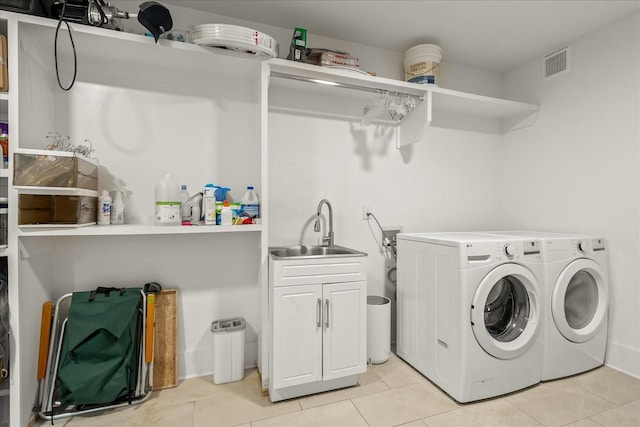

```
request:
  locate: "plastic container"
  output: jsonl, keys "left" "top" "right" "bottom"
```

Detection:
{"left": 240, "top": 186, "right": 260, "bottom": 224}
{"left": 214, "top": 186, "right": 231, "bottom": 202}
{"left": 155, "top": 174, "right": 181, "bottom": 226}
{"left": 203, "top": 184, "right": 216, "bottom": 225}
{"left": 221, "top": 200, "right": 232, "bottom": 225}
{"left": 367, "top": 295, "right": 391, "bottom": 364}
{"left": 110, "top": 190, "right": 124, "bottom": 225}
{"left": 97, "top": 190, "right": 112, "bottom": 225}
{"left": 215, "top": 201, "right": 223, "bottom": 225}
{"left": 14, "top": 149, "right": 98, "bottom": 190}
{"left": 403, "top": 44, "right": 442, "bottom": 85}
{"left": 180, "top": 185, "right": 191, "bottom": 225}
{"left": 211, "top": 317, "right": 246, "bottom": 384}
{"left": 18, "top": 194, "right": 97, "bottom": 225}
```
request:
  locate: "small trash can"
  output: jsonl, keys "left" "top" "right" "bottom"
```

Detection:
{"left": 211, "top": 317, "right": 246, "bottom": 384}
{"left": 367, "top": 296, "right": 391, "bottom": 364}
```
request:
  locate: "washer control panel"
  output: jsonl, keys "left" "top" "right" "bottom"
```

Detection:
{"left": 464, "top": 240, "right": 541, "bottom": 264}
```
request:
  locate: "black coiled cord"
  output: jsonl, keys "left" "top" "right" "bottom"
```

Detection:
{"left": 54, "top": 0, "right": 77, "bottom": 91}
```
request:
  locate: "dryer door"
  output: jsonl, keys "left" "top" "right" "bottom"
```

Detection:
{"left": 471, "top": 264, "right": 541, "bottom": 360}
{"left": 552, "top": 259, "right": 608, "bottom": 343}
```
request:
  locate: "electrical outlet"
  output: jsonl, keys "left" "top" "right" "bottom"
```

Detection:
{"left": 362, "top": 205, "right": 372, "bottom": 220}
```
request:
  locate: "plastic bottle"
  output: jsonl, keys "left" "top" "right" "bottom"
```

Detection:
{"left": 221, "top": 200, "right": 233, "bottom": 225}
{"left": 240, "top": 186, "right": 260, "bottom": 224}
{"left": 188, "top": 192, "right": 203, "bottom": 224}
{"left": 110, "top": 190, "right": 124, "bottom": 225}
{"left": 155, "top": 174, "right": 181, "bottom": 226}
{"left": 180, "top": 184, "right": 191, "bottom": 225}
{"left": 203, "top": 183, "right": 217, "bottom": 225}
{"left": 0, "top": 133, "right": 8, "bottom": 169}
{"left": 98, "top": 190, "right": 112, "bottom": 225}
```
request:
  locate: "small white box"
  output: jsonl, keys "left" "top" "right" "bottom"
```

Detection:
{"left": 211, "top": 318, "right": 246, "bottom": 384}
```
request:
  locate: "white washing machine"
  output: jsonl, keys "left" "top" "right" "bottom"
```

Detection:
{"left": 396, "top": 232, "right": 544, "bottom": 403}
{"left": 486, "top": 231, "right": 609, "bottom": 380}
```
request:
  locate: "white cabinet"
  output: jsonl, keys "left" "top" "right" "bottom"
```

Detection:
{"left": 321, "top": 281, "right": 367, "bottom": 381}
{"left": 272, "top": 284, "right": 322, "bottom": 389}
{"left": 272, "top": 281, "right": 366, "bottom": 389}
{"left": 269, "top": 254, "right": 367, "bottom": 401}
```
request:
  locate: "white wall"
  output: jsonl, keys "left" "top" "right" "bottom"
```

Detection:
{"left": 111, "top": 1, "right": 505, "bottom": 97}
{"left": 111, "top": 2, "right": 640, "bottom": 378}
{"left": 112, "top": 0, "right": 507, "bottom": 344}
{"left": 502, "top": 11, "right": 640, "bottom": 377}
{"left": 268, "top": 110, "right": 503, "bottom": 340}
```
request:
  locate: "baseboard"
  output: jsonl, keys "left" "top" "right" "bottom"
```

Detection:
{"left": 605, "top": 340, "right": 640, "bottom": 379}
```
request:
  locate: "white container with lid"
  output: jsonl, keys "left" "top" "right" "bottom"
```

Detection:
{"left": 403, "top": 44, "right": 442, "bottom": 85}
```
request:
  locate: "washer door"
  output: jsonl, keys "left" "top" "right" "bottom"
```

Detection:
{"left": 471, "top": 264, "right": 541, "bottom": 360}
{"left": 552, "top": 259, "right": 607, "bottom": 343}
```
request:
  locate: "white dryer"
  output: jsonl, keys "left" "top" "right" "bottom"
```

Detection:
{"left": 396, "top": 232, "right": 544, "bottom": 403}
{"left": 486, "top": 231, "right": 609, "bottom": 380}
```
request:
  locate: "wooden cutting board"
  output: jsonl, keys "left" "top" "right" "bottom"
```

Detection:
{"left": 152, "top": 289, "right": 178, "bottom": 390}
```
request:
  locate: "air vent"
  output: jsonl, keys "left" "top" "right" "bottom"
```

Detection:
{"left": 544, "top": 46, "right": 570, "bottom": 80}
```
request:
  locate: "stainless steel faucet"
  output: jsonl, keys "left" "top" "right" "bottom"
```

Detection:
{"left": 314, "top": 199, "right": 334, "bottom": 247}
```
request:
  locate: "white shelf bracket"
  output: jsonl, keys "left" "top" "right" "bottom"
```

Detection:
{"left": 396, "top": 89, "right": 432, "bottom": 149}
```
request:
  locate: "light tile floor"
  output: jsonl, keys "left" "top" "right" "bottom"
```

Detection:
{"left": 47, "top": 353, "right": 640, "bottom": 427}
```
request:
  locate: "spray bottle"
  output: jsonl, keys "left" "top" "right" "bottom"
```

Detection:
{"left": 97, "top": 190, "right": 112, "bottom": 225}
{"left": 188, "top": 192, "right": 203, "bottom": 225}
{"left": 110, "top": 190, "right": 124, "bottom": 225}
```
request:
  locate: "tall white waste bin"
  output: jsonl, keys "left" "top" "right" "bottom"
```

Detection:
{"left": 211, "top": 317, "right": 246, "bottom": 384}
{"left": 367, "top": 295, "right": 391, "bottom": 364}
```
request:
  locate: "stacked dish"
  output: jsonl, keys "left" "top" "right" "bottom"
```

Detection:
{"left": 190, "top": 24, "right": 279, "bottom": 58}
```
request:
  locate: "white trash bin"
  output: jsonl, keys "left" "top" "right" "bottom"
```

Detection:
{"left": 367, "top": 296, "right": 391, "bottom": 364}
{"left": 211, "top": 317, "right": 246, "bottom": 384}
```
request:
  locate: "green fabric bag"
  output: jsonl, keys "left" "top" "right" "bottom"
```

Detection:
{"left": 58, "top": 287, "right": 142, "bottom": 405}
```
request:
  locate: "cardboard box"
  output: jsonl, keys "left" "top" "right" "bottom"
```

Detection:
{"left": 14, "top": 150, "right": 98, "bottom": 190}
{"left": 19, "top": 194, "right": 97, "bottom": 225}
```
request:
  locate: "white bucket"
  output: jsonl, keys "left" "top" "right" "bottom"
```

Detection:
{"left": 403, "top": 44, "right": 442, "bottom": 85}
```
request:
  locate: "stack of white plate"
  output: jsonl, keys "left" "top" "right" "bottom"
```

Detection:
{"left": 190, "top": 24, "right": 279, "bottom": 58}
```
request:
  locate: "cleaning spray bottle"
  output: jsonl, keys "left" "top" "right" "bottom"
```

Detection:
{"left": 98, "top": 190, "right": 112, "bottom": 225}
{"left": 110, "top": 190, "right": 124, "bottom": 225}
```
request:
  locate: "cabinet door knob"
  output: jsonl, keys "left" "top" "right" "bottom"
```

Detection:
{"left": 317, "top": 298, "right": 321, "bottom": 328}
{"left": 325, "top": 299, "right": 330, "bottom": 328}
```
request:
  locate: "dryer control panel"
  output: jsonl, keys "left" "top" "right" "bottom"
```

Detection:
{"left": 572, "top": 238, "right": 606, "bottom": 255}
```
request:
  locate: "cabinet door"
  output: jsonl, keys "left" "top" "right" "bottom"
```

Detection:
{"left": 272, "top": 284, "right": 323, "bottom": 389}
{"left": 322, "top": 281, "right": 367, "bottom": 381}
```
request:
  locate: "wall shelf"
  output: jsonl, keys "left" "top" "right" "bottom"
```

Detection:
{"left": 17, "top": 223, "right": 262, "bottom": 237}
{"left": 267, "top": 58, "right": 540, "bottom": 148}
{"left": 14, "top": 186, "right": 97, "bottom": 197}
